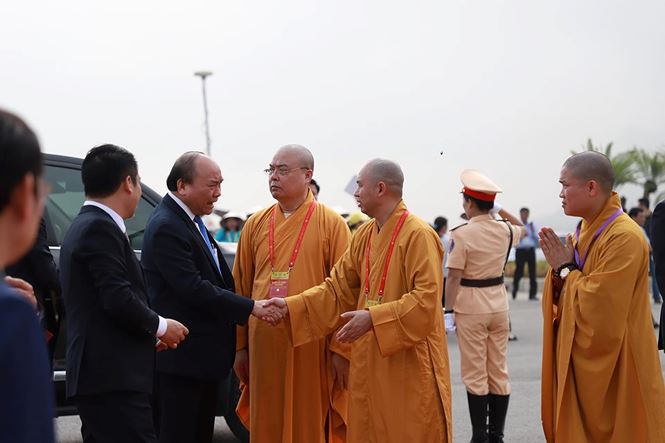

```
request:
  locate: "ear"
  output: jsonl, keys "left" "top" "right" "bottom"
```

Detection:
{"left": 586, "top": 180, "right": 599, "bottom": 196}
{"left": 376, "top": 180, "right": 387, "bottom": 197}
{"left": 123, "top": 176, "right": 134, "bottom": 193}
{"left": 304, "top": 169, "right": 313, "bottom": 181}
{"left": 176, "top": 178, "right": 186, "bottom": 194}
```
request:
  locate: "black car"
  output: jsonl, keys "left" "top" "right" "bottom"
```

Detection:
{"left": 42, "top": 153, "right": 248, "bottom": 442}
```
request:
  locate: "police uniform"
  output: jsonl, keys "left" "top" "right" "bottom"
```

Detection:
{"left": 446, "top": 170, "right": 523, "bottom": 443}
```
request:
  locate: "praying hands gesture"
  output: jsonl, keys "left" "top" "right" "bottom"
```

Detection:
{"left": 538, "top": 227, "right": 574, "bottom": 270}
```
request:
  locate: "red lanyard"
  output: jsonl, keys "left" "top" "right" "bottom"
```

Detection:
{"left": 268, "top": 201, "right": 317, "bottom": 272}
{"left": 363, "top": 210, "right": 410, "bottom": 299}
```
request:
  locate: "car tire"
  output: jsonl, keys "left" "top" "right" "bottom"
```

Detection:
{"left": 224, "top": 372, "right": 249, "bottom": 443}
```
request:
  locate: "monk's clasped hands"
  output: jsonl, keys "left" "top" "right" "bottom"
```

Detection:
{"left": 538, "top": 227, "right": 575, "bottom": 270}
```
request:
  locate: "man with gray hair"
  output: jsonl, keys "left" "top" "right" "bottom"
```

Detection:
{"left": 266, "top": 158, "right": 453, "bottom": 442}
{"left": 142, "top": 151, "right": 281, "bottom": 443}
{"left": 539, "top": 151, "right": 665, "bottom": 442}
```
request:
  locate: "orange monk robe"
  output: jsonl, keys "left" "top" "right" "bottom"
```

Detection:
{"left": 541, "top": 193, "right": 665, "bottom": 443}
{"left": 233, "top": 191, "right": 352, "bottom": 443}
{"left": 286, "top": 201, "right": 453, "bottom": 443}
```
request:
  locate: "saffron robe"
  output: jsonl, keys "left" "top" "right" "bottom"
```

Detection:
{"left": 234, "top": 191, "right": 351, "bottom": 443}
{"left": 541, "top": 193, "right": 665, "bottom": 442}
{"left": 286, "top": 201, "right": 452, "bottom": 443}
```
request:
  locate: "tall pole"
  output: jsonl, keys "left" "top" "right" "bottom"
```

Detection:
{"left": 194, "top": 71, "right": 213, "bottom": 156}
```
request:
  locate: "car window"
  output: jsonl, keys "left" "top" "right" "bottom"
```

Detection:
{"left": 44, "top": 164, "right": 155, "bottom": 249}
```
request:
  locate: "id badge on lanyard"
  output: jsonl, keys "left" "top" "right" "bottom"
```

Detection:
{"left": 267, "top": 201, "right": 317, "bottom": 299}
{"left": 269, "top": 271, "right": 290, "bottom": 298}
{"left": 363, "top": 210, "right": 409, "bottom": 309}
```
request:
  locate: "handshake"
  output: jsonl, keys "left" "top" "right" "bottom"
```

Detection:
{"left": 251, "top": 298, "right": 289, "bottom": 325}
{"left": 154, "top": 298, "right": 289, "bottom": 352}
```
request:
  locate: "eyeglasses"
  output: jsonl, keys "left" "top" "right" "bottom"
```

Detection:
{"left": 263, "top": 166, "right": 310, "bottom": 177}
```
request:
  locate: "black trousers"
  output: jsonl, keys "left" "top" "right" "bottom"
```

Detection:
{"left": 157, "top": 372, "right": 219, "bottom": 443}
{"left": 513, "top": 248, "right": 537, "bottom": 298}
{"left": 76, "top": 391, "right": 157, "bottom": 443}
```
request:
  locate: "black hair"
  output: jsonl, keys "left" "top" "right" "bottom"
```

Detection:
{"left": 310, "top": 178, "right": 320, "bottom": 194}
{"left": 82, "top": 144, "right": 138, "bottom": 198}
{"left": 433, "top": 216, "right": 448, "bottom": 231}
{"left": 463, "top": 194, "right": 494, "bottom": 212}
{"left": 0, "top": 109, "right": 42, "bottom": 212}
{"left": 628, "top": 207, "right": 643, "bottom": 219}
{"left": 520, "top": 207, "right": 530, "bottom": 213}
{"left": 638, "top": 198, "right": 650, "bottom": 209}
{"left": 166, "top": 151, "right": 203, "bottom": 192}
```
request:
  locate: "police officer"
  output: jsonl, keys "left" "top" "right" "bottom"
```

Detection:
{"left": 444, "top": 170, "right": 525, "bottom": 443}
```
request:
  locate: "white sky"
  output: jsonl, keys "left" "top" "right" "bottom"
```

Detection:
{"left": 2, "top": 0, "right": 664, "bottom": 232}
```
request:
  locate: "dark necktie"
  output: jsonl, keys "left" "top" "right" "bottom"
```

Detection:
{"left": 194, "top": 216, "right": 220, "bottom": 272}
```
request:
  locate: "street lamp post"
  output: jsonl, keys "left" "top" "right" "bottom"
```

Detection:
{"left": 194, "top": 71, "right": 213, "bottom": 156}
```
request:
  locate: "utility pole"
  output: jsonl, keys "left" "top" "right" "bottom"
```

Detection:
{"left": 194, "top": 71, "right": 213, "bottom": 156}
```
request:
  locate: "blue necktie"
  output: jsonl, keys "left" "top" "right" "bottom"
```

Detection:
{"left": 194, "top": 216, "right": 220, "bottom": 272}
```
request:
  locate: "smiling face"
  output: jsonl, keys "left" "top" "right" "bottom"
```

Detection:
{"left": 177, "top": 156, "right": 222, "bottom": 216}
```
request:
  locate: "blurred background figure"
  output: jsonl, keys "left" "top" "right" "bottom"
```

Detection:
{"left": 433, "top": 216, "right": 449, "bottom": 307}
{"left": 638, "top": 198, "right": 662, "bottom": 304}
{"left": 0, "top": 108, "right": 55, "bottom": 443}
{"left": 6, "top": 216, "right": 61, "bottom": 361}
{"left": 215, "top": 212, "right": 245, "bottom": 243}
{"left": 346, "top": 211, "right": 369, "bottom": 233}
{"left": 512, "top": 207, "right": 539, "bottom": 301}
{"left": 629, "top": 206, "right": 660, "bottom": 327}
{"left": 309, "top": 178, "right": 320, "bottom": 200}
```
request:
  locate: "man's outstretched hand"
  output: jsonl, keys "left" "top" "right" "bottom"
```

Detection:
{"left": 252, "top": 298, "right": 288, "bottom": 325}
{"left": 336, "top": 309, "right": 372, "bottom": 343}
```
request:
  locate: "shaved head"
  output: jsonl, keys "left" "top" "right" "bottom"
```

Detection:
{"left": 361, "top": 158, "right": 404, "bottom": 197}
{"left": 563, "top": 151, "right": 614, "bottom": 193}
{"left": 275, "top": 144, "right": 314, "bottom": 170}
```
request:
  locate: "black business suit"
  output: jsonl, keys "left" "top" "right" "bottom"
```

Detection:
{"left": 142, "top": 194, "right": 254, "bottom": 443}
{"left": 652, "top": 200, "right": 665, "bottom": 350}
{"left": 6, "top": 216, "right": 61, "bottom": 360}
{"left": 60, "top": 205, "right": 160, "bottom": 443}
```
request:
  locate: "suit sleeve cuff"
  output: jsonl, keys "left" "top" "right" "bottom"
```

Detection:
{"left": 156, "top": 316, "right": 167, "bottom": 338}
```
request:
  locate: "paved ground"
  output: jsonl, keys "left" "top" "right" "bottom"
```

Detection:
{"left": 56, "top": 289, "right": 665, "bottom": 442}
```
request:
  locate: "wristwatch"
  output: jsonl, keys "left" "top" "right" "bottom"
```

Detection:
{"left": 555, "top": 262, "right": 578, "bottom": 279}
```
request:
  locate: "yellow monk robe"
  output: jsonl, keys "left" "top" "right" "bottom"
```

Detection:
{"left": 233, "top": 190, "right": 351, "bottom": 443}
{"left": 286, "top": 201, "right": 452, "bottom": 443}
{"left": 541, "top": 193, "right": 665, "bottom": 442}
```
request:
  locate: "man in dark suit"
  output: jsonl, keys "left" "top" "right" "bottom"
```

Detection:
{"left": 652, "top": 200, "right": 665, "bottom": 350}
{"left": 0, "top": 109, "right": 55, "bottom": 442}
{"left": 142, "top": 151, "right": 280, "bottom": 443}
{"left": 7, "top": 216, "right": 61, "bottom": 359}
{"left": 59, "top": 144, "right": 189, "bottom": 443}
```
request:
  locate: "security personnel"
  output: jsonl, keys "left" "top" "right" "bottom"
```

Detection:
{"left": 444, "top": 170, "right": 525, "bottom": 443}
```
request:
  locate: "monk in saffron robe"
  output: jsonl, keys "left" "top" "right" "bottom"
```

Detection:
{"left": 538, "top": 151, "right": 665, "bottom": 442}
{"left": 267, "top": 158, "right": 452, "bottom": 443}
{"left": 233, "top": 145, "right": 351, "bottom": 443}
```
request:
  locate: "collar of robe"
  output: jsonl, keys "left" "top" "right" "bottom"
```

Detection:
{"left": 574, "top": 192, "right": 623, "bottom": 262}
